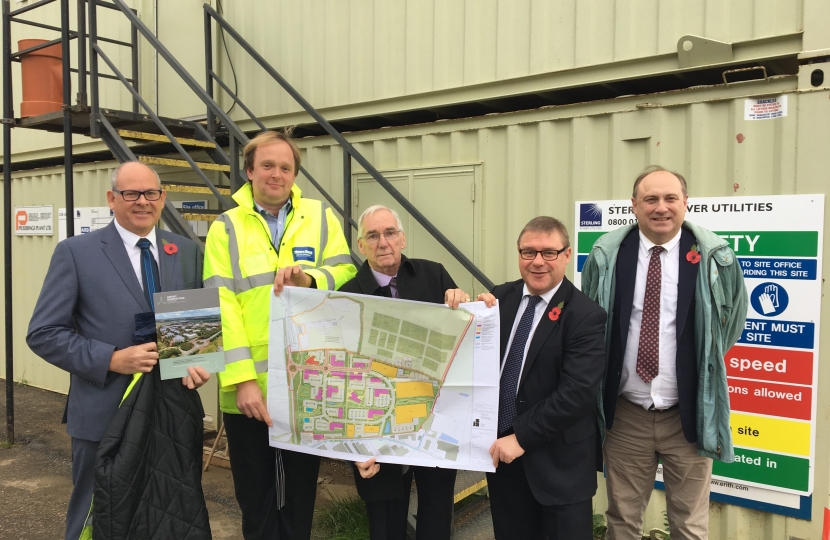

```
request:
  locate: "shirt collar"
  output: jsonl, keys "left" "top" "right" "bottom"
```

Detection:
{"left": 370, "top": 267, "right": 395, "bottom": 287}
{"left": 521, "top": 279, "right": 560, "bottom": 305}
{"left": 113, "top": 218, "right": 156, "bottom": 248}
{"left": 639, "top": 228, "right": 682, "bottom": 254}
{"left": 254, "top": 197, "right": 292, "bottom": 218}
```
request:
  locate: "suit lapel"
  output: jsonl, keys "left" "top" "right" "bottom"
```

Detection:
{"left": 156, "top": 229, "right": 179, "bottom": 293}
{"left": 101, "top": 222, "right": 148, "bottom": 310}
{"left": 676, "top": 226, "right": 698, "bottom": 340}
{"left": 498, "top": 281, "right": 523, "bottom": 365}
{"left": 616, "top": 228, "right": 639, "bottom": 352}
{"left": 519, "top": 277, "right": 573, "bottom": 389}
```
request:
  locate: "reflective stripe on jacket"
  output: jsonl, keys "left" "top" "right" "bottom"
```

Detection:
{"left": 203, "top": 182, "right": 356, "bottom": 413}
{"left": 581, "top": 221, "right": 747, "bottom": 463}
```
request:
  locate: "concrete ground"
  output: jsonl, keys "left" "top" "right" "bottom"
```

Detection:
{"left": 0, "top": 380, "right": 495, "bottom": 540}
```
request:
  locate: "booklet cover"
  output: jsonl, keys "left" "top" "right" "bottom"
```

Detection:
{"left": 154, "top": 288, "right": 226, "bottom": 380}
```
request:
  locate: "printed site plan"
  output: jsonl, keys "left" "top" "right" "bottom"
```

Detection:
{"left": 268, "top": 287, "right": 500, "bottom": 472}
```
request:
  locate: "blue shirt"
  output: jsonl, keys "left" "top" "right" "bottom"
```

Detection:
{"left": 254, "top": 198, "right": 292, "bottom": 250}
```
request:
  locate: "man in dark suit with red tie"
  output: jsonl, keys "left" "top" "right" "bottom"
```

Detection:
{"left": 478, "top": 216, "right": 607, "bottom": 540}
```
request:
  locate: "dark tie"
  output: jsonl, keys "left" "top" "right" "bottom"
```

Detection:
{"left": 137, "top": 238, "right": 160, "bottom": 311}
{"left": 389, "top": 277, "right": 399, "bottom": 298}
{"left": 498, "top": 295, "right": 543, "bottom": 435}
{"left": 637, "top": 246, "right": 664, "bottom": 383}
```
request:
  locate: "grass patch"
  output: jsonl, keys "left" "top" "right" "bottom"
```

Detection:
{"left": 593, "top": 513, "right": 607, "bottom": 539}
{"left": 314, "top": 493, "right": 370, "bottom": 540}
{"left": 0, "top": 440, "right": 12, "bottom": 450}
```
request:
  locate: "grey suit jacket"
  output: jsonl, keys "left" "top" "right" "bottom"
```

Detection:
{"left": 26, "top": 221, "right": 203, "bottom": 442}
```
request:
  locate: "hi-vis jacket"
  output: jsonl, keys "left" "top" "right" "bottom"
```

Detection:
{"left": 204, "top": 182, "right": 356, "bottom": 413}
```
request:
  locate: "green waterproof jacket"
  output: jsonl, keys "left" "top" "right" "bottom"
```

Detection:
{"left": 581, "top": 221, "right": 747, "bottom": 462}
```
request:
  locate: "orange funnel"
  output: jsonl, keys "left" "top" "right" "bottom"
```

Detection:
{"left": 18, "top": 39, "right": 65, "bottom": 117}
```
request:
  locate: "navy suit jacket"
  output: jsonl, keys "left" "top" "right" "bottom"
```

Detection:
{"left": 495, "top": 276, "right": 606, "bottom": 506}
{"left": 603, "top": 226, "right": 699, "bottom": 443}
{"left": 27, "top": 221, "right": 203, "bottom": 442}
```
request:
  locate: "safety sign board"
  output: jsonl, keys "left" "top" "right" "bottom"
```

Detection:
{"left": 14, "top": 205, "right": 53, "bottom": 235}
{"left": 58, "top": 207, "right": 113, "bottom": 241}
{"left": 745, "top": 95, "right": 788, "bottom": 120}
{"left": 574, "top": 194, "right": 824, "bottom": 519}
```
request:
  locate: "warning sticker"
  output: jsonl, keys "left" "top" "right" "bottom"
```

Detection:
{"left": 745, "top": 96, "right": 787, "bottom": 120}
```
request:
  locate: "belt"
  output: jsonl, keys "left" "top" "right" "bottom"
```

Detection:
{"left": 647, "top": 403, "right": 679, "bottom": 412}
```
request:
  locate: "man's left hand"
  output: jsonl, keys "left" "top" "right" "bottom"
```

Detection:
{"left": 274, "top": 265, "right": 313, "bottom": 295}
{"left": 444, "top": 288, "right": 471, "bottom": 309}
{"left": 489, "top": 434, "right": 525, "bottom": 468}
{"left": 181, "top": 366, "right": 210, "bottom": 390}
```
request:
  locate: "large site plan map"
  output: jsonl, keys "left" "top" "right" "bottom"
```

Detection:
{"left": 268, "top": 287, "right": 500, "bottom": 472}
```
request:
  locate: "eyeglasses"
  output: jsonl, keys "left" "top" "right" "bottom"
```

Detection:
{"left": 360, "top": 228, "right": 402, "bottom": 244}
{"left": 113, "top": 189, "right": 163, "bottom": 201}
{"left": 518, "top": 247, "right": 569, "bottom": 261}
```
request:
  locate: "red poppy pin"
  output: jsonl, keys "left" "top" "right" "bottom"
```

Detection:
{"left": 686, "top": 244, "right": 701, "bottom": 264}
{"left": 548, "top": 301, "right": 565, "bottom": 321}
{"left": 163, "top": 242, "right": 178, "bottom": 255}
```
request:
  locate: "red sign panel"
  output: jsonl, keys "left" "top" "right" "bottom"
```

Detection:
{"left": 728, "top": 378, "right": 812, "bottom": 420}
{"left": 725, "top": 345, "right": 813, "bottom": 385}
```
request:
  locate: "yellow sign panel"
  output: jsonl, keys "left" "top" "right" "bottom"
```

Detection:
{"left": 396, "top": 381, "right": 434, "bottom": 398}
{"left": 396, "top": 403, "right": 427, "bottom": 424}
{"left": 371, "top": 361, "right": 398, "bottom": 378}
{"left": 730, "top": 412, "right": 810, "bottom": 456}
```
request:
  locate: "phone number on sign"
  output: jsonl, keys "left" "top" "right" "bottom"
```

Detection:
{"left": 607, "top": 218, "right": 638, "bottom": 226}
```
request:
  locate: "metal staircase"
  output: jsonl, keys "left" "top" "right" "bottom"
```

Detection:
{"left": 2, "top": 0, "right": 493, "bottom": 444}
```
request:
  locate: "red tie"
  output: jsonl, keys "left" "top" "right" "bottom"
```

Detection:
{"left": 636, "top": 246, "right": 663, "bottom": 383}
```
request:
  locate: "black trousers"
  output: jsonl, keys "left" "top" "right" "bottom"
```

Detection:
{"left": 364, "top": 466, "right": 456, "bottom": 540}
{"left": 486, "top": 457, "right": 593, "bottom": 540}
{"left": 224, "top": 413, "right": 321, "bottom": 540}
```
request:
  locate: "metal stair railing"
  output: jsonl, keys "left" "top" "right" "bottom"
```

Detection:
{"left": 202, "top": 4, "right": 494, "bottom": 290}
{"left": 87, "top": 0, "right": 235, "bottom": 242}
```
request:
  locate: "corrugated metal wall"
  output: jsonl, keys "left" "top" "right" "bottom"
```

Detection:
{"left": 218, "top": 0, "right": 802, "bottom": 122}
{"left": 288, "top": 76, "right": 828, "bottom": 539}
{"left": 0, "top": 162, "right": 115, "bottom": 392}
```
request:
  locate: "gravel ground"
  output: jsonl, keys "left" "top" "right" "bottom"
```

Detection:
{"left": 0, "top": 380, "right": 494, "bottom": 540}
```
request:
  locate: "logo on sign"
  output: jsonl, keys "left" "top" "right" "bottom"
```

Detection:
{"left": 293, "top": 247, "right": 315, "bottom": 262}
{"left": 15, "top": 210, "right": 27, "bottom": 230}
{"left": 182, "top": 201, "right": 207, "bottom": 210}
{"left": 579, "top": 203, "right": 602, "bottom": 227}
{"left": 81, "top": 226, "right": 91, "bottom": 233}
{"left": 750, "top": 282, "right": 789, "bottom": 317}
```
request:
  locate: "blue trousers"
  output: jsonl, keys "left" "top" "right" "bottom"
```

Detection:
{"left": 67, "top": 438, "right": 98, "bottom": 540}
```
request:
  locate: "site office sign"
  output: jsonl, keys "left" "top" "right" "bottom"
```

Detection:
{"left": 14, "top": 205, "right": 54, "bottom": 235}
{"left": 573, "top": 194, "right": 824, "bottom": 519}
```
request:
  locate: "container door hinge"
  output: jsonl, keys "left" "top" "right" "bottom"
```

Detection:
{"left": 471, "top": 181, "right": 476, "bottom": 202}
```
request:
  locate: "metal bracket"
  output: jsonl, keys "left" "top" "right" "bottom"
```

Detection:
{"left": 0, "top": 118, "right": 14, "bottom": 125}
{"left": 677, "top": 35, "right": 733, "bottom": 68}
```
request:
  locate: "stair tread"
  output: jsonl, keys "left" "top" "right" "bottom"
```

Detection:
{"left": 118, "top": 129, "right": 215, "bottom": 148}
{"left": 164, "top": 182, "right": 231, "bottom": 195}
{"left": 139, "top": 155, "right": 231, "bottom": 172}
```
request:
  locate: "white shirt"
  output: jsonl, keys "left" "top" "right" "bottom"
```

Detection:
{"left": 620, "top": 229, "right": 681, "bottom": 410}
{"left": 499, "top": 281, "right": 561, "bottom": 392}
{"left": 113, "top": 219, "right": 159, "bottom": 291}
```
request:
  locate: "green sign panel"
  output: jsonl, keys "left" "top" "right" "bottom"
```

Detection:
{"left": 578, "top": 231, "right": 818, "bottom": 257}
{"left": 712, "top": 447, "right": 810, "bottom": 492}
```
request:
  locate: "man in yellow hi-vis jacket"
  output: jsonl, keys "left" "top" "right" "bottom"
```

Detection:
{"left": 204, "top": 130, "right": 356, "bottom": 540}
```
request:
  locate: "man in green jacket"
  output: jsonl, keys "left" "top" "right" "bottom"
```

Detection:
{"left": 581, "top": 166, "right": 747, "bottom": 540}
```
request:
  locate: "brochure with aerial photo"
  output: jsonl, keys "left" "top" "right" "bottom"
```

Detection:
{"left": 154, "top": 288, "right": 226, "bottom": 380}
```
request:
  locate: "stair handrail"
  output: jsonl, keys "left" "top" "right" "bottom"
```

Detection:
{"left": 203, "top": 4, "right": 494, "bottom": 290}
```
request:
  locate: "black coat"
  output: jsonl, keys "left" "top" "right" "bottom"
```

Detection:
{"left": 494, "top": 277, "right": 606, "bottom": 506}
{"left": 338, "top": 256, "right": 456, "bottom": 502}
{"left": 93, "top": 314, "right": 211, "bottom": 540}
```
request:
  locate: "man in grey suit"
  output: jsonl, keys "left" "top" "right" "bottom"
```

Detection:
{"left": 26, "top": 161, "right": 209, "bottom": 540}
